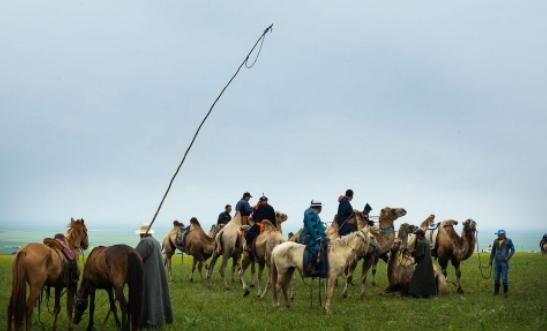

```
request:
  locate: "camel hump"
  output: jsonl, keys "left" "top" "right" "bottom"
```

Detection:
{"left": 442, "top": 219, "right": 458, "bottom": 227}
{"left": 190, "top": 218, "right": 202, "bottom": 227}
{"left": 262, "top": 219, "right": 274, "bottom": 227}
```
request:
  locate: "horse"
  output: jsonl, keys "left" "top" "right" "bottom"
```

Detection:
{"left": 7, "top": 218, "right": 89, "bottom": 331}
{"left": 270, "top": 228, "right": 373, "bottom": 313}
{"left": 74, "top": 245, "right": 144, "bottom": 331}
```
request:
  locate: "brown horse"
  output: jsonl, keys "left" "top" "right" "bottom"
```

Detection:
{"left": 7, "top": 218, "right": 89, "bottom": 331}
{"left": 74, "top": 245, "right": 144, "bottom": 331}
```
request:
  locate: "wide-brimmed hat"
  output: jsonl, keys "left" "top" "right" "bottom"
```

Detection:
{"left": 310, "top": 199, "right": 322, "bottom": 208}
{"left": 136, "top": 223, "right": 154, "bottom": 235}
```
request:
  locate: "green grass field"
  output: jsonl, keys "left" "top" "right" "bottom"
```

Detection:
{"left": 1, "top": 253, "right": 546, "bottom": 331}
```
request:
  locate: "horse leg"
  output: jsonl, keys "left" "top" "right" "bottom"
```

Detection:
{"left": 85, "top": 288, "right": 95, "bottom": 331}
{"left": 114, "top": 287, "right": 128, "bottom": 331}
{"left": 107, "top": 288, "right": 121, "bottom": 328}
{"left": 452, "top": 258, "right": 464, "bottom": 294}
{"left": 360, "top": 257, "right": 374, "bottom": 300}
{"left": 51, "top": 287, "right": 62, "bottom": 331}
{"left": 25, "top": 275, "right": 46, "bottom": 331}
{"left": 325, "top": 275, "right": 337, "bottom": 314}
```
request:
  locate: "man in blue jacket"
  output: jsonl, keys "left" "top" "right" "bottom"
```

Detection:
{"left": 336, "top": 189, "right": 355, "bottom": 236}
{"left": 300, "top": 199, "right": 328, "bottom": 277}
{"left": 489, "top": 229, "right": 515, "bottom": 296}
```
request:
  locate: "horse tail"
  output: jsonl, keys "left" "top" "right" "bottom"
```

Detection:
{"left": 127, "top": 251, "right": 144, "bottom": 330}
{"left": 8, "top": 249, "right": 27, "bottom": 331}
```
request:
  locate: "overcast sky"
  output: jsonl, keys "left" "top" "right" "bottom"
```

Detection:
{"left": 1, "top": 1, "right": 546, "bottom": 235}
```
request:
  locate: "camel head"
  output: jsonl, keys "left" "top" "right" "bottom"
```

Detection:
{"left": 275, "top": 211, "right": 288, "bottom": 224}
{"left": 379, "top": 207, "right": 407, "bottom": 224}
{"left": 391, "top": 238, "right": 402, "bottom": 253}
{"left": 463, "top": 219, "right": 477, "bottom": 233}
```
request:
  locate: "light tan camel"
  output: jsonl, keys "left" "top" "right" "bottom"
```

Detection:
{"left": 385, "top": 239, "right": 447, "bottom": 295}
{"left": 240, "top": 211, "right": 288, "bottom": 298}
{"left": 271, "top": 228, "right": 373, "bottom": 313}
{"left": 341, "top": 207, "right": 407, "bottom": 299}
{"left": 420, "top": 214, "right": 436, "bottom": 230}
{"left": 8, "top": 218, "right": 89, "bottom": 331}
{"left": 182, "top": 218, "right": 221, "bottom": 282}
{"left": 206, "top": 212, "right": 248, "bottom": 289}
{"left": 161, "top": 221, "right": 183, "bottom": 275}
{"left": 435, "top": 219, "right": 477, "bottom": 293}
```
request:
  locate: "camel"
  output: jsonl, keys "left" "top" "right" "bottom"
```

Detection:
{"left": 434, "top": 219, "right": 477, "bottom": 293}
{"left": 240, "top": 211, "right": 288, "bottom": 298}
{"left": 161, "top": 221, "right": 184, "bottom": 275}
{"left": 420, "top": 214, "right": 436, "bottom": 230}
{"left": 270, "top": 228, "right": 373, "bottom": 313}
{"left": 8, "top": 218, "right": 89, "bottom": 331}
{"left": 206, "top": 212, "right": 248, "bottom": 290}
{"left": 341, "top": 207, "right": 407, "bottom": 299}
{"left": 397, "top": 223, "right": 418, "bottom": 251}
{"left": 385, "top": 239, "right": 447, "bottom": 295}
{"left": 182, "top": 218, "right": 221, "bottom": 282}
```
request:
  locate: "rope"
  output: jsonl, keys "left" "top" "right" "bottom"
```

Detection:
{"left": 145, "top": 24, "right": 273, "bottom": 234}
{"left": 476, "top": 230, "right": 492, "bottom": 280}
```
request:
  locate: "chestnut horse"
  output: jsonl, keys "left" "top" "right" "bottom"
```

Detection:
{"left": 7, "top": 218, "right": 89, "bottom": 331}
{"left": 74, "top": 245, "right": 144, "bottom": 331}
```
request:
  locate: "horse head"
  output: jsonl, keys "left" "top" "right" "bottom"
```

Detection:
{"left": 68, "top": 218, "right": 89, "bottom": 250}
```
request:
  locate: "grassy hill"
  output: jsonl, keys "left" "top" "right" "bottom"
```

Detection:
{"left": 1, "top": 253, "right": 546, "bottom": 331}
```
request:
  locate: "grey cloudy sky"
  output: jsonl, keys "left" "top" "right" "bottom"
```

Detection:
{"left": 1, "top": 1, "right": 546, "bottom": 235}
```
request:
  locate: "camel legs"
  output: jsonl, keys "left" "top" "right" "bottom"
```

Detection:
{"left": 452, "top": 258, "right": 464, "bottom": 294}
{"left": 198, "top": 261, "right": 205, "bottom": 280}
{"left": 218, "top": 254, "right": 231, "bottom": 290}
{"left": 342, "top": 258, "right": 359, "bottom": 298}
{"left": 190, "top": 257, "right": 198, "bottom": 282}
{"left": 239, "top": 253, "right": 252, "bottom": 296}
{"left": 256, "top": 262, "right": 266, "bottom": 298}
{"left": 206, "top": 253, "right": 220, "bottom": 289}
{"left": 359, "top": 256, "right": 376, "bottom": 300}
{"left": 325, "top": 275, "right": 337, "bottom": 314}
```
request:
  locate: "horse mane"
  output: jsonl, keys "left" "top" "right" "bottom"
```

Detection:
{"left": 332, "top": 230, "right": 367, "bottom": 249}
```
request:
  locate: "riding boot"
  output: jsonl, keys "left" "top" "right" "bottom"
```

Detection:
{"left": 494, "top": 283, "right": 500, "bottom": 295}
{"left": 503, "top": 284, "right": 508, "bottom": 297}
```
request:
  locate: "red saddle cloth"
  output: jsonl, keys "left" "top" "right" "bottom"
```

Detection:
{"left": 55, "top": 234, "right": 75, "bottom": 260}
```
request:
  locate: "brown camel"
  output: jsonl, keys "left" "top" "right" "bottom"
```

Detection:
{"left": 341, "top": 207, "right": 407, "bottom": 299}
{"left": 420, "top": 214, "right": 436, "bottom": 230}
{"left": 161, "top": 222, "right": 183, "bottom": 275}
{"left": 240, "top": 211, "right": 288, "bottom": 298}
{"left": 206, "top": 212, "right": 248, "bottom": 290}
{"left": 385, "top": 239, "right": 447, "bottom": 295}
{"left": 8, "top": 218, "right": 89, "bottom": 331}
{"left": 182, "top": 218, "right": 220, "bottom": 282}
{"left": 434, "top": 219, "right": 477, "bottom": 293}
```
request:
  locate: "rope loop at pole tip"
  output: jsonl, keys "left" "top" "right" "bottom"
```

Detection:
{"left": 144, "top": 24, "right": 274, "bottom": 235}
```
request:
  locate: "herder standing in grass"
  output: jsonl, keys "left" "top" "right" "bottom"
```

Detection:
{"left": 408, "top": 229, "right": 437, "bottom": 298}
{"left": 489, "top": 229, "right": 515, "bottom": 296}
{"left": 136, "top": 223, "right": 173, "bottom": 328}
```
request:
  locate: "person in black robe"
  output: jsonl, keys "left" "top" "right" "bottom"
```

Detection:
{"left": 408, "top": 229, "right": 437, "bottom": 298}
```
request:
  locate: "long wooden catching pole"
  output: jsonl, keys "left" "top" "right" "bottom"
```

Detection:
{"left": 146, "top": 24, "right": 273, "bottom": 234}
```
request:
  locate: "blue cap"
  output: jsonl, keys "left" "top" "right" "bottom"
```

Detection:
{"left": 495, "top": 229, "right": 506, "bottom": 235}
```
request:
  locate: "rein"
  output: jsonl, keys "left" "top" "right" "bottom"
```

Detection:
{"left": 475, "top": 230, "right": 492, "bottom": 280}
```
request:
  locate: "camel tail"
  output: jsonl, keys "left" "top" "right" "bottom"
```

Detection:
{"left": 8, "top": 250, "right": 27, "bottom": 331}
{"left": 270, "top": 252, "right": 279, "bottom": 304}
{"left": 214, "top": 231, "right": 223, "bottom": 256}
{"left": 127, "top": 251, "right": 144, "bottom": 330}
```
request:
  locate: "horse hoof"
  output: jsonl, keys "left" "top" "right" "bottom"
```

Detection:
{"left": 243, "top": 289, "right": 250, "bottom": 297}
{"left": 457, "top": 288, "right": 464, "bottom": 294}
